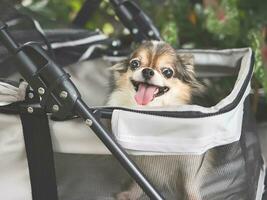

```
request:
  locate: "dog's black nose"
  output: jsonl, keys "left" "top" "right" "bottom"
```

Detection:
{"left": 142, "top": 68, "right": 154, "bottom": 80}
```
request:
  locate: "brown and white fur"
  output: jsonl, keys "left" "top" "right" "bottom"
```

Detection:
{"left": 107, "top": 40, "right": 201, "bottom": 108}
{"left": 107, "top": 41, "right": 208, "bottom": 200}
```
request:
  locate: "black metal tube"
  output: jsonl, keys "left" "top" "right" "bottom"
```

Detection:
{"left": 72, "top": 0, "right": 101, "bottom": 27}
{"left": 0, "top": 22, "right": 19, "bottom": 54}
{"left": 0, "top": 23, "right": 38, "bottom": 78}
{"left": 74, "top": 99, "right": 164, "bottom": 200}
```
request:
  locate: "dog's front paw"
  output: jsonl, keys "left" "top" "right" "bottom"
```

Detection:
{"left": 116, "top": 191, "right": 136, "bottom": 200}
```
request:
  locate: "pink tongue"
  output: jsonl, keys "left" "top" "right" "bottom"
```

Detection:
{"left": 134, "top": 83, "right": 158, "bottom": 105}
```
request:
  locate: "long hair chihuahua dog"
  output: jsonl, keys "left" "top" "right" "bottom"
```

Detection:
{"left": 107, "top": 41, "right": 206, "bottom": 200}
{"left": 107, "top": 41, "right": 201, "bottom": 107}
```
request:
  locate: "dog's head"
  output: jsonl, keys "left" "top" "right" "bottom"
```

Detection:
{"left": 108, "top": 41, "right": 201, "bottom": 107}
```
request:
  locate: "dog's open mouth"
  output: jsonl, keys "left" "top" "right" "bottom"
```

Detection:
{"left": 131, "top": 80, "right": 169, "bottom": 105}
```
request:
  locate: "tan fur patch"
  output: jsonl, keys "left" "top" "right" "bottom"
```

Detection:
{"left": 131, "top": 42, "right": 177, "bottom": 72}
{"left": 132, "top": 48, "right": 151, "bottom": 67}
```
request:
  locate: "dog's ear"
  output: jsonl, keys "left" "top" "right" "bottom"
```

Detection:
{"left": 109, "top": 60, "right": 129, "bottom": 85}
{"left": 176, "top": 53, "right": 195, "bottom": 84}
{"left": 109, "top": 60, "right": 128, "bottom": 73}
{"left": 176, "top": 53, "right": 203, "bottom": 91}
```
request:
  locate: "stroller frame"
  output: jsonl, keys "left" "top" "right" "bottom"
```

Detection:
{"left": 0, "top": 19, "right": 164, "bottom": 200}
{"left": 0, "top": 0, "right": 165, "bottom": 198}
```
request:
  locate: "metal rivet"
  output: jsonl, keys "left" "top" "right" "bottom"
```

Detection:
{"left": 113, "top": 50, "right": 118, "bottom": 56}
{"left": 27, "top": 107, "right": 33, "bottom": 113}
{"left": 112, "top": 40, "right": 118, "bottom": 47}
{"left": 148, "top": 30, "right": 154, "bottom": 36}
{"left": 38, "top": 87, "right": 45, "bottom": 95}
{"left": 59, "top": 91, "right": 68, "bottom": 99}
{"left": 132, "top": 28, "right": 139, "bottom": 34}
{"left": 28, "top": 92, "right": 34, "bottom": 99}
{"left": 52, "top": 104, "right": 59, "bottom": 112}
{"left": 85, "top": 119, "right": 93, "bottom": 126}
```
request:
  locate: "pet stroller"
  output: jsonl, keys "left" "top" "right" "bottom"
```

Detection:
{"left": 0, "top": 1, "right": 265, "bottom": 200}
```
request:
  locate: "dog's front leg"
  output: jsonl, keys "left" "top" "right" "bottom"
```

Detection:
{"left": 116, "top": 182, "right": 143, "bottom": 200}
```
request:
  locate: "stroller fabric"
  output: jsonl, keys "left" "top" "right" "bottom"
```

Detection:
{"left": 0, "top": 48, "right": 265, "bottom": 200}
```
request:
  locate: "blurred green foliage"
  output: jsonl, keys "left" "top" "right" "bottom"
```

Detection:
{"left": 19, "top": 0, "right": 267, "bottom": 46}
{"left": 18, "top": 0, "right": 267, "bottom": 98}
{"left": 27, "top": 0, "right": 82, "bottom": 20}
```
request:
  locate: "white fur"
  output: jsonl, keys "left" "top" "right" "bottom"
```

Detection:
{"left": 131, "top": 68, "right": 165, "bottom": 87}
{"left": 107, "top": 82, "right": 186, "bottom": 107}
{"left": 107, "top": 67, "right": 188, "bottom": 107}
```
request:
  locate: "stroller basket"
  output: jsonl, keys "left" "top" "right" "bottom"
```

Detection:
{"left": 0, "top": 39, "right": 265, "bottom": 200}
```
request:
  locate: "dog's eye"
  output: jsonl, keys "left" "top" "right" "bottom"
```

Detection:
{"left": 130, "top": 60, "right": 140, "bottom": 70}
{"left": 162, "top": 68, "right": 174, "bottom": 78}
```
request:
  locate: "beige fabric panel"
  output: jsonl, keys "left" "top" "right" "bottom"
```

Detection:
{"left": 0, "top": 114, "right": 32, "bottom": 200}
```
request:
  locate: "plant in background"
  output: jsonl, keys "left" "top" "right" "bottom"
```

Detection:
{"left": 19, "top": 0, "right": 267, "bottom": 105}
{"left": 200, "top": 0, "right": 267, "bottom": 102}
{"left": 204, "top": 0, "right": 240, "bottom": 46}
{"left": 161, "top": 21, "right": 178, "bottom": 47}
{"left": 21, "top": 0, "right": 83, "bottom": 25}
